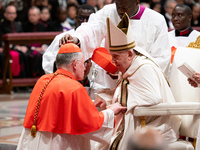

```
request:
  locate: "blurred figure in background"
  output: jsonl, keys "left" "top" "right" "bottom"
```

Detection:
{"left": 176, "top": 0, "right": 185, "bottom": 4}
{"left": 127, "top": 127, "right": 167, "bottom": 150}
{"left": 191, "top": 3, "right": 200, "bottom": 26}
{"left": 164, "top": 0, "right": 177, "bottom": 29}
{"left": 0, "top": 0, "right": 3, "bottom": 20}
{"left": 39, "top": 6, "right": 51, "bottom": 28}
{"left": 150, "top": 2, "right": 162, "bottom": 13}
{"left": 56, "top": 0, "right": 67, "bottom": 9}
{"left": 86, "top": 0, "right": 99, "bottom": 12}
{"left": 0, "top": 4, "right": 23, "bottom": 51}
{"left": 68, "top": 0, "right": 79, "bottom": 5}
{"left": 31, "top": 0, "right": 51, "bottom": 11}
{"left": 140, "top": 2, "right": 150, "bottom": 8}
{"left": 66, "top": 3, "right": 78, "bottom": 29}
{"left": 22, "top": 6, "right": 47, "bottom": 77}
{"left": 0, "top": 4, "right": 30, "bottom": 78}
{"left": 5, "top": 0, "right": 30, "bottom": 23}
{"left": 48, "top": 6, "right": 71, "bottom": 31}
{"left": 22, "top": 6, "right": 46, "bottom": 32}
{"left": 104, "top": 0, "right": 115, "bottom": 5}
{"left": 98, "top": 0, "right": 115, "bottom": 9}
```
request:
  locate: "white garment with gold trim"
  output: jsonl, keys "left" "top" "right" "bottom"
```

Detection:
{"left": 106, "top": 55, "right": 181, "bottom": 150}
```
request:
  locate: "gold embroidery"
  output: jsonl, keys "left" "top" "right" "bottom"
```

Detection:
{"left": 187, "top": 35, "right": 200, "bottom": 49}
{"left": 110, "top": 118, "right": 125, "bottom": 150}
{"left": 120, "top": 79, "right": 129, "bottom": 107}
{"left": 110, "top": 130, "right": 124, "bottom": 150}
{"left": 109, "top": 41, "right": 136, "bottom": 51}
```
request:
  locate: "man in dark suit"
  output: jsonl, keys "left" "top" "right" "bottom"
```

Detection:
{"left": 0, "top": 4, "right": 29, "bottom": 78}
{"left": 22, "top": 6, "right": 46, "bottom": 32}
{"left": 22, "top": 6, "right": 47, "bottom": 77}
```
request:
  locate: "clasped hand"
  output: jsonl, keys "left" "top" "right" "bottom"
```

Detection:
{"left": 94, "top": 98, "right": 127, "bottom": 115}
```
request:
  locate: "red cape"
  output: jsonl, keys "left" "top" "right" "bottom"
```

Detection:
{"left": 23, "top": 69, "right": 104, "bottom": 135}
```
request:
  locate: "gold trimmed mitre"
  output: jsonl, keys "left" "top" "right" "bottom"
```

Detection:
{"left": 107, "top": 13, "right": 135, "bottom": 51}
{"left": 106, "top": 13, "right": 159, "bottom": 68}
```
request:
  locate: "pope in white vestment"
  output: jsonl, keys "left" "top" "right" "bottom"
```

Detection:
{"left": 109, "top": 54, "right": 181, "bottom": 150}
{"left": 98, "top": 13, "right": 181, "bottom": 150}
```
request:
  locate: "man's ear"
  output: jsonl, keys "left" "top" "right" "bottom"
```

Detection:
{"left": 128, "top": 50, "right": 134, "bottom": 57}
{"left": 188, "top": 15, "right": 192, "bottom": 22}
{"left": 128, "top": 50, "right": 134, "bottom": 61}
{"left": 72, "top": 60, "right": 78, "bottom": 69}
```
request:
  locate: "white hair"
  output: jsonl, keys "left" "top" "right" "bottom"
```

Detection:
{"left": 56, "top": 52, "right": 82, "bottom": 68}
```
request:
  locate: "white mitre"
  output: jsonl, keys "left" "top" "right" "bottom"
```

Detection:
{"left": 106, "top": 13, "right": 157, "bottom": 65}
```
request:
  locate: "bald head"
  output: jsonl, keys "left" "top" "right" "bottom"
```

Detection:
{"left": 127, "top": 127, "right": 166, "bottom": 150}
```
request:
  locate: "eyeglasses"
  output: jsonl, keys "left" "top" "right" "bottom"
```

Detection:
{"left": 77, "top": 16, "right": 89, "bottom": 22}
{"left": 6, "top": 12, "right": 16, "bottom": 15}
{"left": 84, "top": 58, "right": 91, "bottom": 67}
{"left": 84, "top": 61, "right": 88, "bottom": 67}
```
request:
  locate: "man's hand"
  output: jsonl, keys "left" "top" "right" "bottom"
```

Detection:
{"left": 107, "top": 103, "right": 127, "bottom": 115}
{"left": 94, "top": 97, "right": 107, "bottom": 110}
{"left": 188, "top": 78, "right": 198, "bottom": 87}
{"left": 59, "top": 34, "right": 79, "bottom": 47}
{"left": 188, "top": 72, "right": 200, "bottom": 87}
{"left": 193, "top": 72, "right": 200, "bottom": 84}
{"left": 14, "top": 45, "right": 28, "bottom": 53}
{"left": 107, "top": 72, "right": 119, "bottom": 80}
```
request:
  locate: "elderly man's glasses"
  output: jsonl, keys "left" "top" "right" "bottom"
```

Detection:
{"left": 6, "top": 12, "right": 16, "bottom": 15}
{"left": 84, "top": 58, "right": 91, "bottom": 67}
{"left": 77, "top": 16, "right": 89, "bottom": 22}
